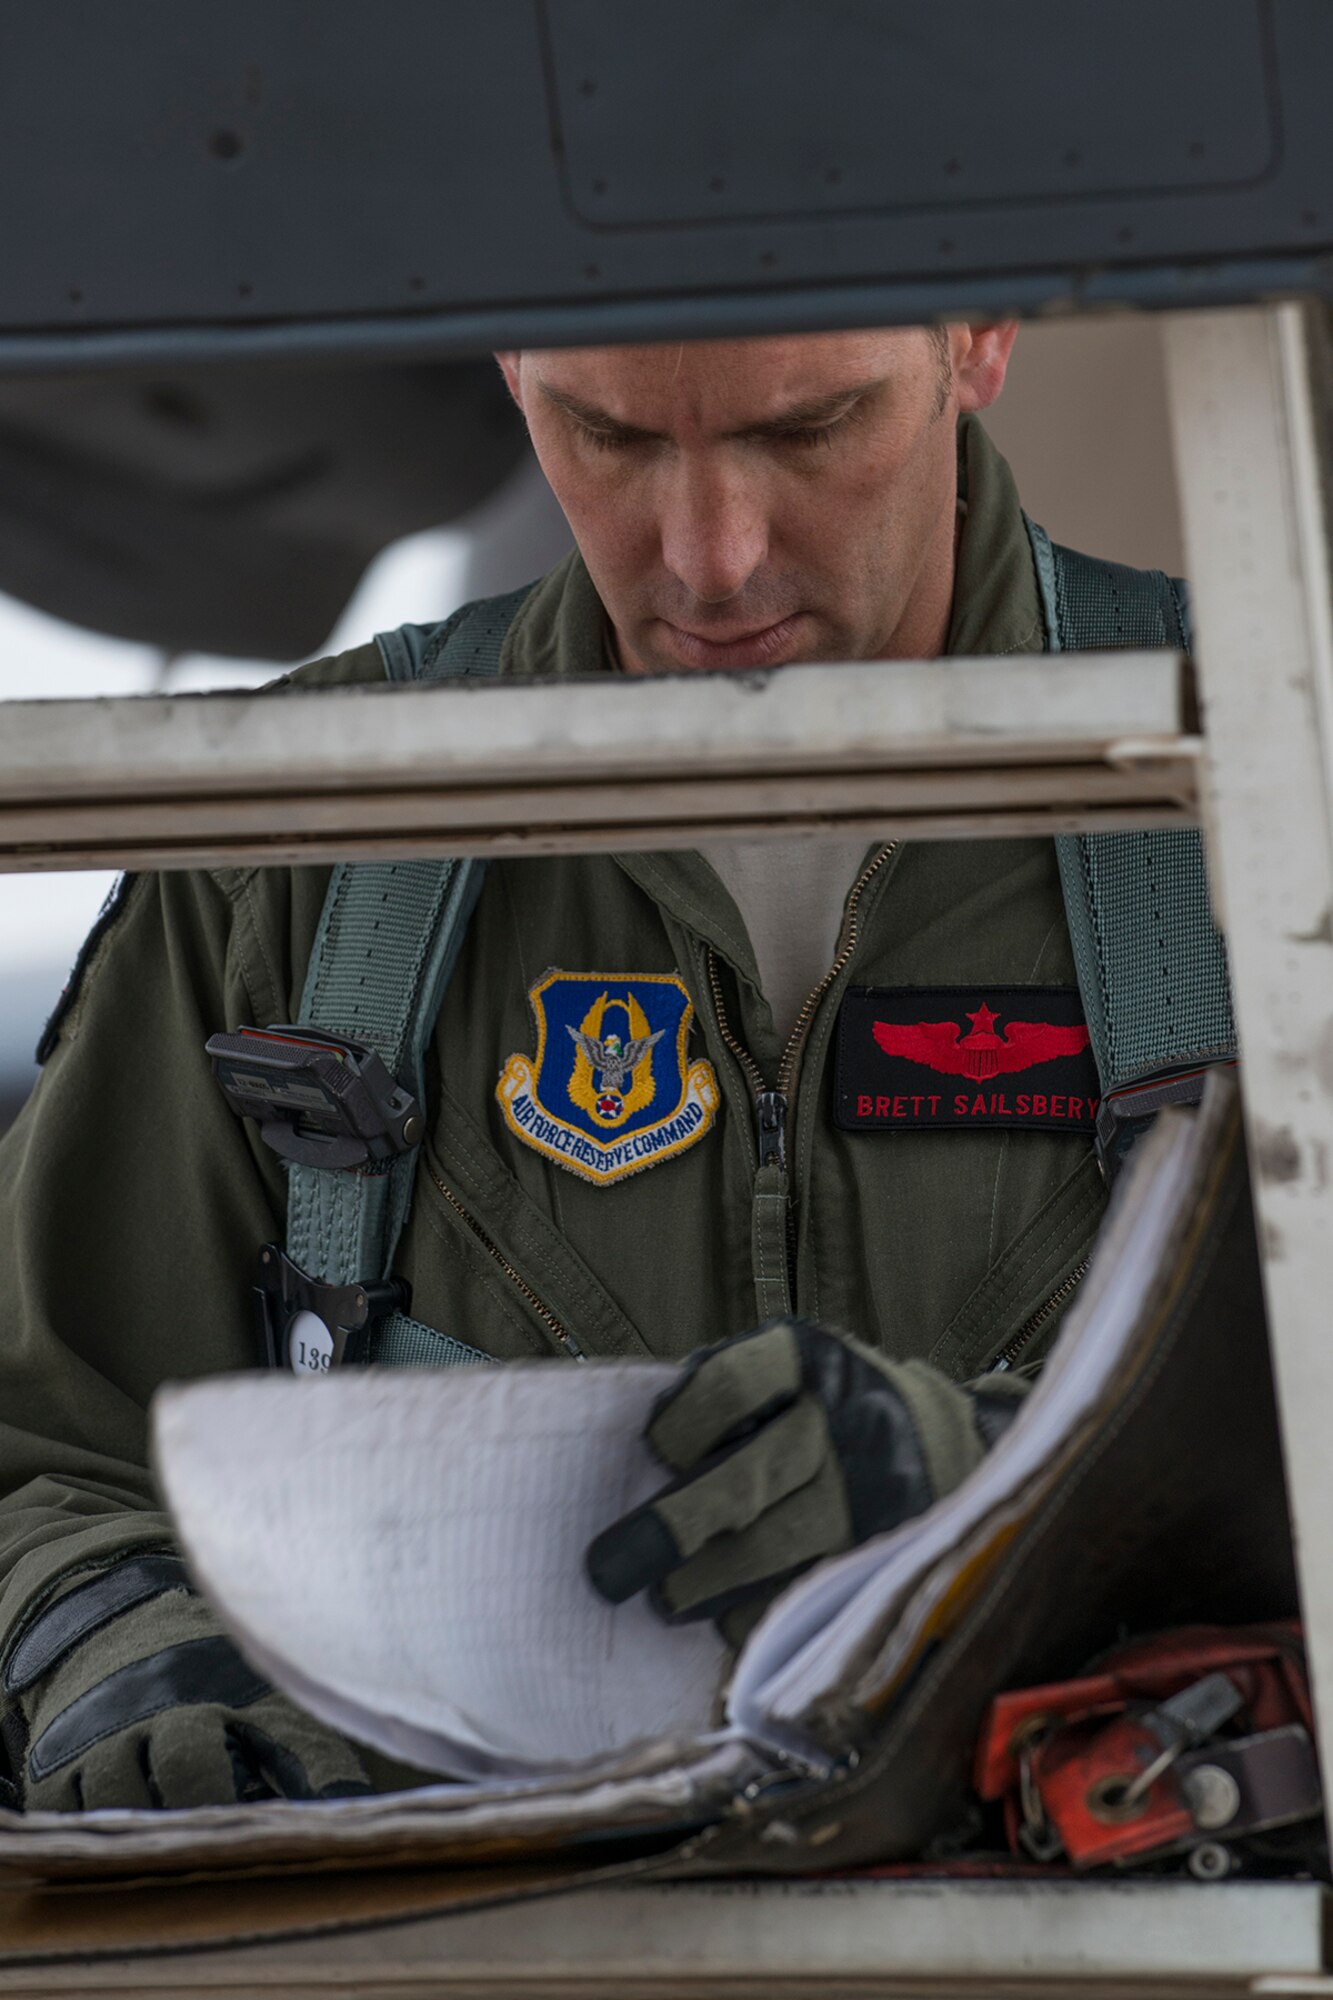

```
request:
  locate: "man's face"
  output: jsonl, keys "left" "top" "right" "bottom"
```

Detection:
{"left": 497, "top": 325, "right": 1015, "bottom": 673}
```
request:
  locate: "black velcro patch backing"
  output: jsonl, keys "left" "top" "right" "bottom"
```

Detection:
{"left": 834, "top": 986, "right": 1101, "bottom": 1135}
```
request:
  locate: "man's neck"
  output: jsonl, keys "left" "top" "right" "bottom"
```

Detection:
{"left": 869, "top": 490, "right": 963, "bottom": 664}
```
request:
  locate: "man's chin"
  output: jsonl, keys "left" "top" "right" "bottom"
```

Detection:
{"left": 644, "top": 614, "right": 813, "bottom": 672}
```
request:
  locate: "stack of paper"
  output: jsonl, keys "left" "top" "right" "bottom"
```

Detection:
{"left": 153, "top": 1364, "right": 727, "bottom": 1782}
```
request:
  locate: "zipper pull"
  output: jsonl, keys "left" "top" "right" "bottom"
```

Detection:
{"left": 756, "top": 1090, "right": 788, "bottom": 1171}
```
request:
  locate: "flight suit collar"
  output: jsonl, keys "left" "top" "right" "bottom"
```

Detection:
{"left": 501, "top": 546, "right": 616, "bottom": 679}
{"left": 947, "top": 413, "right": 1046, "bottom": 659}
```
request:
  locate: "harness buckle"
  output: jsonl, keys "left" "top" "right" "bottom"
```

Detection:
{"left": 207, "top": 1024, "right": 425, "bottom": 1171}
{"left": 1095, "top": 1059, "right": 1238, "bottom": 1180}
{"left": 255, "top": 1244, "right": 410, "bottom": 1373}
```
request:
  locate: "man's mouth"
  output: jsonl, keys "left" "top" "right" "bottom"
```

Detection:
{"left": 654, "top": 614, "right": 806, "bottom": 670}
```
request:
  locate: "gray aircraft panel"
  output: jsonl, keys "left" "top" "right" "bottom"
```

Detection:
{"left": 549, "top": 2, "right": 1277, "bottom": 226}
{"left": 0, "top": 0, "right": 1328, "bottom": 662}
{"left": 0, "top": 0, "right": 1328, "bottom": 368}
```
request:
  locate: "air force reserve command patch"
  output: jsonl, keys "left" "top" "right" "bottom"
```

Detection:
{"left": 835, "top": 986, "right": 1100, "bottom": 1135}
{"left": 497, "top": 972, "right": 720, "bottom": 1185}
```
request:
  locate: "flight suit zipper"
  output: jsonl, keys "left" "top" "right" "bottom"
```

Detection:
{"left": 707, "top": 843, "right": 898, "bottom": 1320}
{"left": 425, "top": 1161, "right": 584, "bottom": 1359}
{"left": 989, "top": 1256, "right": 1091, "bottom": 1373}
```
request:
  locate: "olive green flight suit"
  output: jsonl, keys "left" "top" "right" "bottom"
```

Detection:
{"left": 0, "top": 417, "right": 1107, "bottom": 1665}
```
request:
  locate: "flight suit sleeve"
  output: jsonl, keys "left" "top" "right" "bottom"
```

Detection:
{"left": 0, "top": 863, "right": 294, "bottom": 1664}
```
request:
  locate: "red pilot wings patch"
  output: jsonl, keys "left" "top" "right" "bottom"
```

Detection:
{"left": 835, "top": 987, "right": 1101, "bottom": 1134}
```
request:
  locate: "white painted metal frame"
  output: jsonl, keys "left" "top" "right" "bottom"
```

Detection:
{"left": 0, "top": 651, "right": 1194, "bottom": 871}
{"left": 0, "top": 1881, "right": 1324, "bottom": 1998}
{"left": 1164, "top": 302, "right": 1333, "bottom": 1796}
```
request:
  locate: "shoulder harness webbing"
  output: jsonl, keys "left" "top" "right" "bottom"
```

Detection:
{"left": 284, "top": 590, "right": 532, "bottom": 1368}
{"left": 1027, "top": 519, "right": 1237, "bottom": 1160}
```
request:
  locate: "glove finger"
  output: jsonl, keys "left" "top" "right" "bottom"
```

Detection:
{"left": 237, "top": 1694, "right": 372, "bottom": 1799}
{"left": 873, "top": 1358, "right": 986, "bottom": 1515}
{"left": 654, "top": 1396, "right": 829, "bottom": 1556}
{"left": 657, "top": 1455, "right": 852, "bottom": 1622}
{"left": 587, "top": 1396, "right": 828, "bottom": 1605}
{"left": 60, "top": 1727, "right": 157, "bottom": 1813}
{"left": 147, "top": 1704, "right": 246, "bottom": 1809}
{"left": 647, "top": 1322, "right": 803, "bottom": 1473}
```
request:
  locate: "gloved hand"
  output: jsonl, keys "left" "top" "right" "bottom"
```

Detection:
{"left": 587, "top": 1319, "right": 1027, "bottom": 1645}
{"left": 0, "top": 1553, "right": 371, "bottom": 1812}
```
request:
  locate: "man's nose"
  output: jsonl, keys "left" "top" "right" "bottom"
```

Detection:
{"left": 658, "top": 455, "right": 769, "bottom": 605}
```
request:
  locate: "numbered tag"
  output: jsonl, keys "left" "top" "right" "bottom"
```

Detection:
{"left": 255, "top": 1243, "right": 410, "bottom": 1372}
{"left": 288, "top": 1308, "right": 335, "bottom": 1376}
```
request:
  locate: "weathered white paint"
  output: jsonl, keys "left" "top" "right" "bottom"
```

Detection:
{"left": 1164, "top": 302, "right": 1333, "bottom": 1796}
{"left": 0, "top": 1881, "right": 1321, "bottom": 1995}
{"left": 0, "top": 652, "right": 1192, "bottom": 871}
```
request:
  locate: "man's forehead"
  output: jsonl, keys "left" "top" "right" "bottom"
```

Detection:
{"left": 523, "top": 328, "right": 926, "bottom": 431}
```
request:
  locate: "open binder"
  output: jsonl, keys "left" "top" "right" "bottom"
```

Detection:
{"left": 0, "top": 1074, "right": 1296, "bottom": 1961}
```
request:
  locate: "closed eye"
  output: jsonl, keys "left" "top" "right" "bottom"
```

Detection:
{"left": 766, "top": 400, "right": 872, "bottom": 450}
{"left": 574, "top": 420, "right": 656, "bottom": 453}
{"left": 581, "top": 429, "right": 636, "bottom": 453}
{"left": 568, "top": 396, "right": 874, "bottom": 453}
{"left": 782, "top": 421, "right": 847, "bottom": 449}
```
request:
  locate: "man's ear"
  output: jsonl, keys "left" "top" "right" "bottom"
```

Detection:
{"left": 495, "top": 351, "right": 524, "bottom": 410}
{"left": 951, "top": 323, "right": 1019, "bottom": 415}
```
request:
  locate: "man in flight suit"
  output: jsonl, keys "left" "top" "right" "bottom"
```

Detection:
{"left": 0, "top": 323, "right": 1133, "bottom": 1809}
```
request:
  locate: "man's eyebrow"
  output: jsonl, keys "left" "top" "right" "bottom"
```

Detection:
{"left": 535, "top": 375, "right": 886, "bottom": 442}
{"left": 535, "top": 380, "right": 662, "bottom": 442}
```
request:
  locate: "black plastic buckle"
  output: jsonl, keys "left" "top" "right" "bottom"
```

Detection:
{"left": 1095, "top": 1059, "right": 1238, "bottom": 1181}
{"left": 206, "top": 1024, "right": 424, "bottom": 1171}
{"left": 255, "top": 1244, "right": 410, "bottom": 1373}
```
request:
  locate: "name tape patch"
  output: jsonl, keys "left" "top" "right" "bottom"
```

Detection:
{"left": 835, "top": 986, "right": 1100, "bottom": 1135}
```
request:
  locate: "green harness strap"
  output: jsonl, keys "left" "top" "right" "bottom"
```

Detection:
{"left": 1028, "top": 521, "right": 1237, "bottom": 1157}
{"left": 285, "top": 588, "right": 533, "bottom": 1368}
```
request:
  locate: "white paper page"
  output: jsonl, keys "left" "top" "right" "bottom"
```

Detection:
{"left": 154, "top": 1364, "right": 726, "bottom": 1781}
{"left": 726, "top": 1097, "right": 1205, "bottom": 1734}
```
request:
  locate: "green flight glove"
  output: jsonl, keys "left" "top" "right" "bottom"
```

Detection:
{"left": 0, "top": 1553, "right": 371, "bottom": 1813}
{"left": 586, "top": 1320, "right": 1028, "bottom": 1643}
